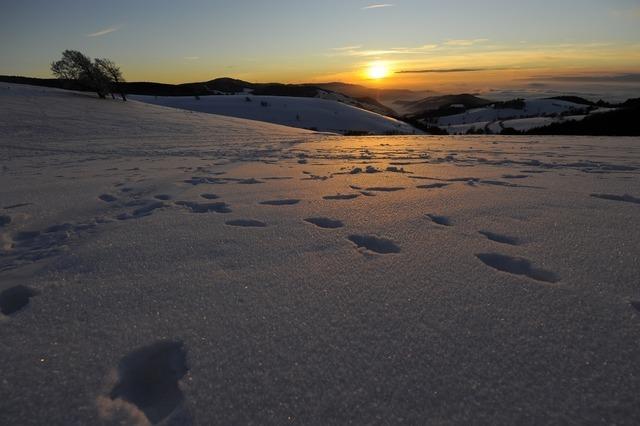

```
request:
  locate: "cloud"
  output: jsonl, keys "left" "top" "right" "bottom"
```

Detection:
{"left": 444, "top": 38, "right": 489, "bottom": 47}
{"left": 362, "top": 4, "right": 395, "bottom": 10}
{"left": 396, "top": 67, "right": 509, "bottom": 74}
{"left": 328, "top": 44, "right": 440, "bottom": 57}
{"left": 528, "top": 73, "right": 640, "bottom": 83}
{"left": 331, "top": 45, "right": 363, "bottom": 51}
{"left": 87, "top": 26, "right": 121, "bottom": 37}
{"left": 610, "top": 6, "right": 640, "bottom": 19}
{"left": 183, "top": 56, "right": 200, "bottom": 60}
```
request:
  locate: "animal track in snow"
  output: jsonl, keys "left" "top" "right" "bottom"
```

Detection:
{"left": 304, "top": 217, "right": 344, "bottom": 229}
{"left": 479, "top": 231, "right": 521, "bottom": 246}
{"left": 323, "top": 194, "right": 360, "bottom": 200}
{"left": 259, "top": 199, "right": 300, "bottom": 206}
{"left": 226, "top": 219, "right": 267, "bottom": 227}
{"left": 175, "top": 201, "right": 232, "bottom": 213}
{"left": 109, "top": 341, "right": 188, "bottom": 425}
{"left": 590, "top": 193, "right": 640, "bottom": 205}
{"left": 476, "top": 253, "right": 560, "bottom": 283}
{"left": 348, "top": 234, "right": 400, "bottom": 254}
{"left": 0, "top": 285, "right": 37, "bottom": 316}
{"left": 426, "top": 214, "right": 452, "bottom": 226}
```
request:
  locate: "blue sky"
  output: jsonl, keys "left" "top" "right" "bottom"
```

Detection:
{"left": 2, "top": 0, "right": 639, "bottom": 89}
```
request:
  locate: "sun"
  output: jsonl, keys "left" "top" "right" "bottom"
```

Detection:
{"left": 367, "top": 62, "right": 391, "bottom": 80}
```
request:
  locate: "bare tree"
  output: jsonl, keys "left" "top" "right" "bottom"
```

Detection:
{"left": 95, "top": 58, "right": 127, "bottom": 101}
{"left": 50, "top": 50, "right": 109, "bottom": 98}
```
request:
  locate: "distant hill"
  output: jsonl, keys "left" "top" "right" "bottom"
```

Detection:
{"left": 546, "top": 96, "right": 595, "bottom": 106}
{"left": 399, "top": 94, "right": 492, "bottom": 116}
{"left": 525, "top": 101, "right": 640, "bottom": 136}
{"left": 310, "top": 82, "right": 433, "bottom": 102}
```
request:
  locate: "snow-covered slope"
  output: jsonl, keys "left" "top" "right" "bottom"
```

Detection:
{"left": 131, "top": 94, "right": 419, "bottom": 135}
{"left": 438, "top": 98, "right": 587, "bottom": 126}
{"left": 436, "top": 98, "right": 616, "bottom": 134}
{"left": 2, "top": 83, "right": 640, "bottom": 425}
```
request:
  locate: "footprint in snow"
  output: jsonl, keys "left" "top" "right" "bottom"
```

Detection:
{"left": 259, "top": 199, "right": 300, "bottom": 206}
{"left": 236, "top": 178, "right": 264, "bottom": 185}
{"left": 200, "top": 193, "right": 219, "bottom": 200}
{"left": 502, "top": 174, "right": 529, "bottom": 179}
{"left": 476, "top": 253, "right": 560, "bottom": 283}
{"left": 364, "top": 187, "right": 405, "bottom": 192}
{"left": 590, "top": 193, "right": 640, "bottom": 205}
{"left": 426, "top": 214, "right": 452, "bottom": 226}
{"left": 175, "top": 201, "right": 232, "bottom": 214}
{"left": 323, "top": 194, "right": 360, "bottom": 200}
{"left": 98, "top": 194, "right": 118, "bottom": 203}
{"left": 304, "top": 217, "right": 344, "bottom": 229}
{"left": 479, "top": 231, "right": 521, "bottom": 246}
{"left": 117, "top": 202, "right": 167, "bottom": 220}
{"left": 109, "top": 341, "right": 188, "bottom": 425}
{"left": 348, "top": 234, "right": 400, "bottom": 254}
{"left": 0, "top": 285, "right": 37, "bottom": 316}
{"left": 417, "top": 183, "right": 449, "bottom": 189}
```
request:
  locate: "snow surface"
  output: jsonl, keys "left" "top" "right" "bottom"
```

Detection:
{"left": 2, "top": 83, "right": 640, "bottom": 425}
{"left": 131, "top": 94, "right": 419, "bottom": 135}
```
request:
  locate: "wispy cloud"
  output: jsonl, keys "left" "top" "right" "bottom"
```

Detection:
{"left": 87, "top": 25, "right": 121, "bottom": 37}
{"left": 610, "top": 6, "right": 640, "bottom": 19}
{"left": 331, "top": 45, "right": 363, "bottom": 51}
{"left": 396, "top": 67, "right": 510, "bottom": 74}
{"left": 444, "top": 38, "right": 489, "bottom": 47}
{"left": 328, "top": 45, "right": 439, "bottom": 57}
{"left": 362, "top": 4, "right": 395, "bottom": 10}
{"left": 527, "top": 73, "right": 640, "bottom": 83}
{"left": 183, "top": 56, "right": 200, "bottom": 60}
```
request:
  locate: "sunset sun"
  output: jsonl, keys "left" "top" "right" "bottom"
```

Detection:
{"left": 367, "top": 62, "right": 390, "bottom": 80}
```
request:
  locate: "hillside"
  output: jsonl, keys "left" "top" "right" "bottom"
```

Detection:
{"left": 525, "top": 101, "right": 640, "bottom": 136}
{"left": 415, "top": 98, "right": 623, "bottom": 135}
{"left": 0, "top": 75, "right": 400, "bottom": 116}
{"left": 398, "top": 94, "right": 492, "bottom": 115}
{"left": 130, "top": 94, "right": 419, "bottom": 135}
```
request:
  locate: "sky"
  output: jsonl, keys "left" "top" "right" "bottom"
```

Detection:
{"left": 2, "top": 0, "right": 640, "bottom": 93}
